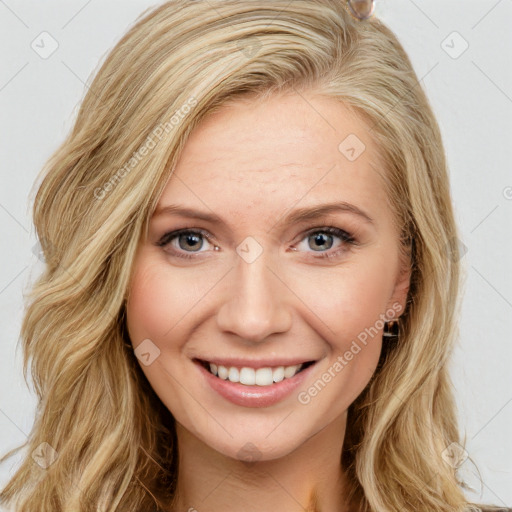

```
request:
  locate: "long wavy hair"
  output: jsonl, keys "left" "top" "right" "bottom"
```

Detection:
{"left": 0, "top": 1, "right": 503, "bottom": 511}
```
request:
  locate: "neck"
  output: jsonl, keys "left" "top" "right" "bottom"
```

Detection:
{"left": 170, "top": 412, "right": 353, "bottom": 512}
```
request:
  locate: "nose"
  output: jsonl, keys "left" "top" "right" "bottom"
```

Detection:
{"left": 216, "top": 252, "right": 293, "bottom": 344}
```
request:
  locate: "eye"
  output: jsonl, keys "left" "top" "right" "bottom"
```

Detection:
{"left": 156, "top": 226, "right": 357, "bottom": 261}
{"left": 294, "top": 226, "right": 357, "bottom": 259}
{"left": 157, "top": 229, "right": 216, "bottom": 259}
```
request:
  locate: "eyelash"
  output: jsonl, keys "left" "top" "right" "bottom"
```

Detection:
{"left": 157, "top": 226, "right": 357, "bottom": 261}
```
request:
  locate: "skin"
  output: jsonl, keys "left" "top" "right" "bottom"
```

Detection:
{"left": 126, "top": 91, "right": 411, "bottom": 512}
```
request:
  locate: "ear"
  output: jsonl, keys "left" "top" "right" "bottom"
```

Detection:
{"left": 387, "top": 246, "right": 412, "bottom": 318}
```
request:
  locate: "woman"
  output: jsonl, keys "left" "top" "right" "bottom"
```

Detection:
{"left": 0, "top": 0, "right": 509, "bottom": 510}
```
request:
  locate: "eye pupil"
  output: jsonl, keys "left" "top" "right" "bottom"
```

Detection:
{"left": 179, "top": 233, "right": 203, "bottom": 251}
{"left": 309, "top": 233, "right": 333, "bottom": 251}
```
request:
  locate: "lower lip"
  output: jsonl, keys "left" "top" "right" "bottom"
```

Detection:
{"left": 196, "top": 361, "right": 316, "bottom": 408}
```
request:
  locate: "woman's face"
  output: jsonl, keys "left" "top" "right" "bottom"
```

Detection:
{"left": 126, "top": 91, "right": 410, "bottom": 461}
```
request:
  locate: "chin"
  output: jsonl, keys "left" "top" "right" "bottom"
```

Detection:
{"left": 202, "top": 430, "right": 307, "bottom": 463}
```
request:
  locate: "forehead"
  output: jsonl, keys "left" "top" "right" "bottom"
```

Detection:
{"left": 158, "top": 92, "right": 388, "bottom": 220}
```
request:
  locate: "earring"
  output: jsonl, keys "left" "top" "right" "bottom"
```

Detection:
{"left": 347, "top": 0, "right": 376, "bottom": 20}
{"left": 383, "top": 319, "right": 399, "bottom": 338}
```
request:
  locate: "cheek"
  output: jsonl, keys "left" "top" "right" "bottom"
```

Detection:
{"left": 125, "top": 260, "right": 190, "bottom": 352}
{"left": 293, "top": 258, "right": 394, "bottom": 341}
{"left": 289, "top": 256, "right": 394, "bottom": 401}
{"left": 292, "top": 267, "right": 388, "bottom": 414}
{"left": 126, "top": 264, "right": 168, "bottom": 345}
{"left": 125, "top": 260, "right": 195, "bottom": 413}
{"left": 126, "top": 257, "right": 207, "bottom": 345}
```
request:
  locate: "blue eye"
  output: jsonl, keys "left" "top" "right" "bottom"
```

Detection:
{"left": 156, "top": 226, "right": 357, "bottom": 261}
{"left": 297, "top": 227, "right": 356, "bottom": 259}
{"left": 173, "top": 232, "right": 204, "bottom": 252}
{"left": 157, "top": 229, "right": 215, "bottom": 260}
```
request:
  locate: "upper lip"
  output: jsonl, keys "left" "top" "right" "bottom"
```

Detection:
{"left": 194, "top": 357, "right": 318, "bottom": 368}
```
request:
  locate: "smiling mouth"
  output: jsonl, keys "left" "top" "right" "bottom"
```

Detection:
{"left": 196, "top": 359, "right": 316, "bottom": 387}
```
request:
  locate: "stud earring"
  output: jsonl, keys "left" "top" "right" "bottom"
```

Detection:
{"left": 383, "top": 319, "right": 399, "bottom": 338}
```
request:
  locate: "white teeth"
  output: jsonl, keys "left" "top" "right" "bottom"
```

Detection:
{"left": 239, "top": 367, "right": 256, "bottom": 385}
{"left": 228, "top": 367, "right": 240, "bottom": 383}
{"left": 273, "top": 366, "right": 284, "bottom": 383}
{"left": 255, "top": 367, "right": 273, "bottom": 386}
{"left": 284, "top": 364, "right": 300, "bottom": 378}
{"left": 207, "top": 362, "right": 305, "bottom": 386}
{"left": 217, "top": 365, "right": 228, "bottom": 380}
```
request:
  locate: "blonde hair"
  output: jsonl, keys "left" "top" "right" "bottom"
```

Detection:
{"left": 0, "top": 1, "right": 503, "bottom": 510}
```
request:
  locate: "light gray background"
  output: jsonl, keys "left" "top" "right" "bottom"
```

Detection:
{"left": 0, "top": 0, "right": 511, "bottom": 507}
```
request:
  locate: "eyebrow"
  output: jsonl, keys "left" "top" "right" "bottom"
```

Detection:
{"left": 152, "top": 201, "right": 374, "bottom": 227}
